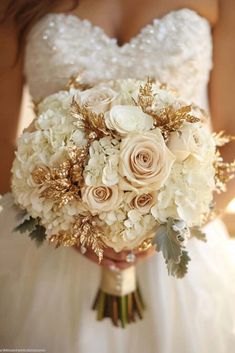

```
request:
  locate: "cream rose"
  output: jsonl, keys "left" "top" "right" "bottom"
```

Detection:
{"left": 79, "top": 87, "right": 118, "bottom": 114}
{"left": 128, "top": 192, "right": 157, "bottom": 215}
{"left": 105, "top": 105, "right": 153, "bottom": 135}
{"left": 82, "top": 185, "right": 122, "bottom": 214}
{"left": 119, "top": 129, "right": 175, "bottom": 190}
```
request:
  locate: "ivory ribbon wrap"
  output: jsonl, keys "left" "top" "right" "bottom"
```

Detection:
{"left": 101, "top": 266, "right": 136, "bottom": 296}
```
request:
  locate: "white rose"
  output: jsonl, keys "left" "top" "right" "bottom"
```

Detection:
{"left": 167, "top": 122, "right": 214, "bottom": 162}
{"left": 79, "top": 87, "right": 118, "bottom": 114}
{"left": 81, "top": 185, "right": 122, "bottom": 215}
{"left": 119, "top": 129, "right": 175, "bottom": 190}
{"left": 152, "top": 89, "right": 177, "bottom": 111}
{"left": 105, "top": 105, "right": 153, "bottom": 135}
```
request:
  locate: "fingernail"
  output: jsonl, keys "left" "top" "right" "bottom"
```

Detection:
{"left": 80, "top": 246, "right": 87, "bottom": 255}
{"left": 109, "top": 264, "right": 119, "bottom": 272}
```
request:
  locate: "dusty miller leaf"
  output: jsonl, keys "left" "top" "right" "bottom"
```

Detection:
{"left": 152, "top": 218, "right": 183, "bottom": 264}
{"left": 190, "top": 227, "right": 207, "bottom": 242}
{"left": 14, "top": 216, "right": 38, "bottom": 234}
{"left": 166, "top": 251, "right": 191, "bottom": 278}
{"left": 29, "top": 225, "right": 47, "bottom": 246}
{"left": 14, "top": 215, "right": 46, "bottom": 247}
{"left": 1, "top": 194, "right": 46, "bottom": 247}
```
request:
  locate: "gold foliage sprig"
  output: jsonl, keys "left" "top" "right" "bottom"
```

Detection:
{"left": 152, "top": 106, "right": 200, "bottom": 139}
{"left": 214, "top": 151, "right": 235, "bottom": 193}
{"left": 71, "top": 97, "right": 112, "bottom": 142}
{"left": 136, "top": 79, "right": 201, "bottom": 139}
{"left": 213, "top": 131, "right": 235, "bottom": 147}
{"left": 32, "top": 146, "right": 89, "bottom": 209}
{"left": 49, "top": 215, "right": 106, "bottom": 262}
{"left": 66, "top": 74, "right": 93, "bottom": 91}
{"left": 136, "top": 77, "right": 155, "bottom": 113}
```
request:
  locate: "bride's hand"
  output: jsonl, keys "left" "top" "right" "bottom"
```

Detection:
{"left": 75, "top": 245, "right": 156, "bottom": 270}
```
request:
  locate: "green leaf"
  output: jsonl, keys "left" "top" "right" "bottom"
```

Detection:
{"left": 190, "top": 227, "right": 207, "bottom": 242}
{"left": 14, "top": 216, "right": 38, "bottom": 234}
{"left": 152, "top": 219, "right": 183, "bottom": 263}
{"left": 14, "top": 214, "right": 47, "bottom": 247}
{"left": 166, "top": 251, "right": 191, "bottom": 278}
{"left": 29, "top": 225, "right": 47, "bottom": 246}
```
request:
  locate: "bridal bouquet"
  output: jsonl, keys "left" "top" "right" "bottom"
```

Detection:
{"left": 10, "top": 78, "right": 234, "bottom": 327}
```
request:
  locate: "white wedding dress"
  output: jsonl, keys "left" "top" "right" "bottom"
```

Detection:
{"left": 1, "top": 8, "right": 235, "bottom": 353}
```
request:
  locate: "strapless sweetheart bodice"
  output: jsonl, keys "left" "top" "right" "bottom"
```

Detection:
{"left": 24, "top": 8, "right": 212, "bottom": 108}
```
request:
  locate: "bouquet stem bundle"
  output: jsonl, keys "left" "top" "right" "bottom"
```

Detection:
{"left": 92, "top": 266, "right": 145, "bottom": 328}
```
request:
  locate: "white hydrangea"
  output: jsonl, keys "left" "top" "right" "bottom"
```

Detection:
{"left": 111, "top": 79, "right": 143, "bottom": 105}
{"left": 99, "top": 208, "right": 126, "bottom": 226}
{"left": 123, "top": 210, "right": 156, "bottom": 245}
{"left": 84, "top": 137, "right": 120, "bottom": 186}
{"left": 36, "top": 89, "right": 77, "bottom": 115}
{"left": 151, "top": 153, "right": 215, "bottom": 227}
{"left": 12, "top": 89, "right": 88, "bottom": 238}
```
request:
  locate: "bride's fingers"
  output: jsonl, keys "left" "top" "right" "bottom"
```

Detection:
{"left": 102, "top": 246, "right": 156, "bottom": 269}
{"left": 103, "top": 245, "right": 156, "bottom": 262}
{"left": 74, "top": 244, "right": 156, "bottom": 270}
{"left": 74, "top": 246, "right": 117, "bottom": 268}
{"left": 85, "top": 248, "right": 134, "bottom": 270}
{"left": 74, "top": 246, "right": 134, "bottom": 270}
{"left": 134, "top": 246, "right": 156, "bottom": 262}
{"left": 102, "top": 247, "right": 131, "bottom": 262}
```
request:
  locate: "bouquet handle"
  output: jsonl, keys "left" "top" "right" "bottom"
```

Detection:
{"left": 92, "top": 266, "right": 145, "bottom": 328}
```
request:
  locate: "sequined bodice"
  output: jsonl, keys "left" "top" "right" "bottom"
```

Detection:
{"left": 24, "top": 8, "right": 212, "bottom": 107}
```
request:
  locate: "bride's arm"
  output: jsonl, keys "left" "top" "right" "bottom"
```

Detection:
{"left": 210, "top": 0, "right": 235, "bottom": 210}
{"left": 0, "top": 20, "right": 24, "bottom": 194}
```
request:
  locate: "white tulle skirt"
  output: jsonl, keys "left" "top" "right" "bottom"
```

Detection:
{"left": 1, "top": 199, "right": 235, "bottom": 353}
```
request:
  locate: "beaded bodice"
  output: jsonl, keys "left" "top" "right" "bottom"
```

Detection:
{"left": 24, "top": 8, "right": 212, "bottom": 107}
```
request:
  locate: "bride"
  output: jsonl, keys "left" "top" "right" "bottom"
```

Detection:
{"left": 1, "top": 0, "right": 235, "bottom": 352}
